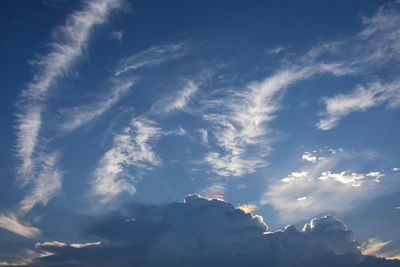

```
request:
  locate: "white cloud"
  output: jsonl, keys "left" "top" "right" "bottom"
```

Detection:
{"left": 114, "top": 43, "right": 186, "bottom": 76}
{"left": 267, "top": 46, "right": 288, "bottom": 54}
{"left": 19, "top": 152, "right": 63, "bottom": 213}
{"left": 110, "top": 30, "right": 124, "bottom": 42}
{"left": 15, "top": 0, "right": 123, "bottom": 184}
{"left": 151, "top": 79, "right": 199, "bottom": 114}
{"left": 302, "top": 152, "right": 317, "bottom": 163}
{"left": 316, "top": 3, "right": 400, "bottom": 130}
{"left": 317, "top": 80, "right": 400, "bottom": 130}
{"left": 90, "top": 117, "right": 162, "bottom": 204}
{"left": 198, "top": 128, "right": 209, "bottom": 146}
{"left": 261, "top": 154, "right": 387, "bottom": 222}
{"left": 362, "top": 238, "right": 400, "bottom": 260}
{"left": 202, "top": 63, "right": 349, "bottom": 177}
{"left": 318, "top": 171, "right": 367, "bottom": 187}
{"left": 18, "top": 196, "right": 396, "bottom": 266}
{"left": 0, "top": 213, "right": 40, "bottom": 238}
{"left": 59, "top": 79, "right": 134, "bottom": 131}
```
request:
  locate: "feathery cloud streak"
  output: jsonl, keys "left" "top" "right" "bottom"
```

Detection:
{"left": 151, "top": 79, "right": 199, "bottom": 114}
{"left": 114, "top": 43, "right": 186, "bottom": 76}
{"left": 15, "top": 0, "right": 123, "bottom": 184}
{"left": 90, "top": 118, "right": 162, "bottom": 204}
{"left": 203, "top": 63, "right": 351, "bottom": 177}
{"left": 59, "top": 79, "right": 135, "bottom": 132}
{"left": 0, "top": 213, "right": 40, "bottom": 238}
{"left": 317, "top": 3, "right": 400, "bottom": 130}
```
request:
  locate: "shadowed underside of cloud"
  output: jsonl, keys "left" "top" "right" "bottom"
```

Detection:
{"left": 9, "top": 195, "right": 400, "bottom": 267}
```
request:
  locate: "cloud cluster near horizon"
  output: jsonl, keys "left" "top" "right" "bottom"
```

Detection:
{"left": 261, "top": 149, "right": 391, "bottom": 222}
{"left": 4, "top": 195, "right": 399, "bottom": 267}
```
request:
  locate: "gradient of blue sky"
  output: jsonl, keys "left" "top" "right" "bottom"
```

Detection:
{"left": 0, "top": 0, "right": 400, "bottom": 264}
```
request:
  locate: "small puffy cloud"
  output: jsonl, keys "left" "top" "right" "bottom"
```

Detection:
{"left": 110, "top": 30, "right": 124, "bottom": 42}
{"left": 198, "top": 128, "right": 209, "bottom": 146}
{"left": 302, "top": 152, "right": 317, "bottom": 163}
{"left": 13, "top": 195, "right": 399, "bottom": 266}
{"left": 261, "top": 152, "right": 388, "bottom": 222}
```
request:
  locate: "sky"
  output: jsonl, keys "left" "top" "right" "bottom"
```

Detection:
{"left": 0, "top": 0, "right": 400, "bottom": 266}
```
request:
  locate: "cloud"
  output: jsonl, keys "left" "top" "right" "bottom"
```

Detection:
{"left": 201, "top": 183, "right": 226, "bottom": 200}
{"left": 198, "top": 128, "right": 209, "bottom": 146}
{"left": 261, "top": 152, "right": 389, "bottom": 222}
{"left": 302, "top": 152, "right": 317, "bottom": 163}
{"left": 0, "top": 213, "right": 40, "bottom": 238}
{"left": 19, "top": 152, "right": 63, "bottom": 213}
{"left": 15, "top": 0, "right": 123, "bottom": 184}
{"left": 236, "top": 203, "right": 258, "bottom": 213}
{"left": 59, "top": 79, "right": 135, "bottom": 132}
{"left": 11, "top": 195, "right": 400, "bottom": 266}
{"left": 202, "top": 63, "right": 350, "bottom": 177}
{"left": 151, "top": 79, "right": 199, "bottom": 114}
{"left": 110, "top": 30, "right": 124, "bottom": 42}
{"left": 114, "top": 43, "right": 186, "bottom": 76}
{"left": 316, "top": 2, "right": 400, "bottom": 130}
{"left": 362, "top": 238, "right": 400, "bottom": 260}
{"left": 267, "top": 46, "right": 288, "bottom": 55}
{"left": 317, "top": 80, "right": 400, "bottom": 130}
{"left": 90, "top": 117, "right": 162, "bottom": 204}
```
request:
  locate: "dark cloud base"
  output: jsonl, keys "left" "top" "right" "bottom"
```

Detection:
{"left": 10, "top": 195, "right": 400, "bottom": 267}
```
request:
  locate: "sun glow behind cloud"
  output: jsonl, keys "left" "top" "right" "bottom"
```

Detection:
{"left": 1, "top": 0, "right": 400, "bottom": 265}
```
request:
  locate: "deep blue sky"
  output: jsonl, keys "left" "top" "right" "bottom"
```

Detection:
{"left": 0, "top": 0, "right": 399, "bottom": 265}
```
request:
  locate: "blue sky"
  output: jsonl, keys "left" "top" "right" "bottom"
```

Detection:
{"left": 0, "top": 0, "right": 400, "bottom": 265}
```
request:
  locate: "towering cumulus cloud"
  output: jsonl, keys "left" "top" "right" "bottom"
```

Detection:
{"left": 11, "top": 195, "right": 400, "bottom": 267}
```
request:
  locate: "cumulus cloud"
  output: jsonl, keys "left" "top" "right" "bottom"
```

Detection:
{"left": 261, "top": 152, "right": 389, "bottom": 222}
{"left": 10, "top": 195, "right": 400, "bottom": 266}
{"left": 0, "top": 213, "right": 40, "bottom": 238}
{"left": 302, "top": 152, "right": 317, "bottom": 163}
{"left": 114, "top": 43, "right": 186, "bottom": 76}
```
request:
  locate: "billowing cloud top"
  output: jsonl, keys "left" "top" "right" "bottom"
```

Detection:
{"left": 9, "top": 195, "right": 399, "bottom": 267}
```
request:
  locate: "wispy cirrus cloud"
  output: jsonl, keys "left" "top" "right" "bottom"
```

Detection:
{"left": 15, "top": 0, "right": 123, "bottom": 185}
{"left": 317, "top": 79, "right": 400, "bottom": 130}
{"left": 316, "top": 3, "right": 400, "bottom": 130}
{"left": 90, "top": 117, "right": 163, "bottom": 204}
{"left": 0, "top": 212, "right": 40, "bottom": 238}
{"left": 202, "top": 63, "right": 351, "bottom": 177}
{"left": 19, "top": 152, "right": 62, "bottom": 213}
{"left": 151, "top": 79, "right": 199, "bottom": 114}
{"left": 59, "top": 79, "right": 135, "bottom": 132}
{"left": 114, "top": 43, "right": 186, "bottom": 76}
